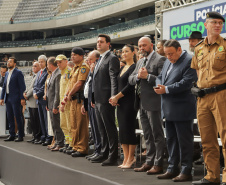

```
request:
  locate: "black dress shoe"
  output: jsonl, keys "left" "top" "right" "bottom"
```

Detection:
{"left": 66, "top": 149, "right": 76, "bottom": 155}
{"left": 101, "top": 158, "right": 118, "bottom": 166}
{"left": 64, "top": 147, "right": 72, "bottom": 153}
{"left": 91, "top": 156, "right": 107, "bottom": 163}
{"left": 86, "top": 153, "right": 96, "bottom": 159}
{"left": 34, "top": 140, "right": 45, "bottom": 144}
{"left": 59, "top": 144, "right": 69, "bottom": 152}
{"left": 192, "top": 178, "right": 220, "bottom": 185}
{"left": 88, "top": 153, "right": 100, "bottom": 161}
{"left": 42, "top": 141, "right": 51, "bottom": 146}
{"left": 15, "top": 137, "right": 24, "bottom": 142}
{"left": 221, "top": 183, "right": 226, "bottom": 185}
{"left": 4, "top": 136, "right": 15, "bottom": 141}
{"left": 27, "top": 138, "right": 35, "bottom": 143}
{"left": 71, "top": 151, "right": 86, "bottom": 157}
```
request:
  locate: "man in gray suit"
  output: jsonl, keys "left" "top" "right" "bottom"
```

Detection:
{"left": 155, "top": 39, "right": 197, "bottom": 182}
{"left": 24, "top": 62, "right": 41, "bottom": 143}
{"left": 129, "top": 36, "right": 166, "bottom": 174}
{"left": 46, "top": 57, "right": 64, "bottom": 151}
{"left": 90, "top": 34, "right": 120, "bottom": 166}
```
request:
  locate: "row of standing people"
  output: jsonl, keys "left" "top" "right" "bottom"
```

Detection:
{"left": 0, "top": 11, "right": 226, "bottom": 185}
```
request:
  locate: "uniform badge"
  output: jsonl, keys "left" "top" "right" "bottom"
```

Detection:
{"left": 197, "top": 50, "right": 203, "bottom": 57}
{"left": 218, "top": 46, "right": 224, "bottom": 52}
{"left": 81, "top": 67, "right": 86, "bottom": 74}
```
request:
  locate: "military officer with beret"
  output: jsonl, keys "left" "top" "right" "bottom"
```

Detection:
{"left": 191, "top": 12, "right": 226, "bottom": 185}
{"left": 62, "top": 47, "right": 90, "bottom": 157}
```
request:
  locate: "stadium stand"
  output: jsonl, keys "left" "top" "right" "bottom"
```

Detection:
{"left": 13, "top": 0, "right": 62, "bottom": 23}
{"left": 0, "top": 0, "right": 21, "bottom": 24}
{"left": 0, "top": 14, "right": 154, "bottom": 48}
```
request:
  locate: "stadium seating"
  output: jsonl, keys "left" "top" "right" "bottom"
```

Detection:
{"left": 13, "top": 0, "right": 62, "bottom": 23}
{"left": 0, "top": 0, "right": 21, "bottom": 24}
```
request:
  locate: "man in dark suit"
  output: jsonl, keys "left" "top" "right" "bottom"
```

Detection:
{"left": 33, "top": 55, "right": 52, "bottom": 145}
{"left": 155, "top": 39, "right": 197, "bottom": 182}
{"left": 0, "top": 65, "right": 7, "bottom": 87}
{"left": 24, "top": 62, "right": 41, "bottom": 143}
{"left": 0, "top": 57, "right": 26, "bottom": 142}
{"left": 46, "top": 57, "right": 64, "bottom": 151}
{"left": 129, "top": 36, "right": 166, "bottom": 174}
{"left": 81, "top": 50, "right": 102, "bottom": 161}
{"left": 91, "top": 34, "right": 120, "bottom": 166}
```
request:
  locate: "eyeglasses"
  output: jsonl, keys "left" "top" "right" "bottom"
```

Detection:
{"left": 208, "top": 20, "right": 224, "bottom": 26}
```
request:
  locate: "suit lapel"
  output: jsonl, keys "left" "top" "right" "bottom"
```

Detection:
{"left": 94, "top": 51, "right": 110, "bottom": 78}
{"left": 146, "top": 52, "right": 156, "bottom": 69}
{"left": 9, "top": 68, "right": 17, "bottom": 86}
{"left": 163, "top": 51, "right": 187, "bottom": 84}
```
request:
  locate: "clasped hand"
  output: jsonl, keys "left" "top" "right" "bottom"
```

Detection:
{"left": 109, "top": 96, "right": 119, "bottom": 106}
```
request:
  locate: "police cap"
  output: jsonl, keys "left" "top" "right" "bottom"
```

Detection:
{"left": 206, "top": 11, "right": 225, "bottom": 22}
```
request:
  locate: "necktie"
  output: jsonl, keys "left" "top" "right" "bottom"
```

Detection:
{"left": 137, "top": 58, "right": 148, "bottom": 96}
{"left": 93, "top": 56, "right": 102, "bottom": 76}
{"left": 39, "top": 70, "right": 43, "bottom": 78}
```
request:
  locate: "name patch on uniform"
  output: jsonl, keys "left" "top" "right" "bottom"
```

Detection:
{"left": 218, "top": 46, "right": 224, "bottom": 52}
{"left": 81, "top": 67, "right": 86, "bottom": 74}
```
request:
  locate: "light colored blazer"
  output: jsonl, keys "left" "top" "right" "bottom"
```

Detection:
{"left": 46, "top": 68, "right": 61, "bottom": 110}
{"left": 25, "top": 74, "right": 38, "bottom": 108}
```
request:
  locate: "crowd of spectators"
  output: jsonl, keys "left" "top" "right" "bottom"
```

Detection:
{"left": 0, "top": 11, "right": 226, "bottom": 185}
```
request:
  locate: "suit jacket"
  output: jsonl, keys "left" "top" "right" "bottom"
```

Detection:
{"left": 92, "top": 51, "right": 120, "bottom": 104}
{"left": 129, "top": 51, "right": 166, "bottom": 111}
{"left": 33, "top": 68, "right": 48, "bottom": 105}
{"left": 0, "top": 68, "right": 26, "bottom": 103}
{"left": 46, "top": 68, "right": 61, "bottom": 110}
{"left": 156, "top": 50, "right": 197, "bottom": 121}
{"left": 0, "top": 76, "right": 5, "bottom": 87}
{"left": 24, "top": 74, "right": 38, "bottom": 108}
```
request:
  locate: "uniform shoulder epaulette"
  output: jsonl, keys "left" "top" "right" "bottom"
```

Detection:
{"left": 195, "top": 40, "right": 203, "bottom": 47}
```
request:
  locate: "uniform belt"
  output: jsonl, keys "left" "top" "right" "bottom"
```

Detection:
{"left": 202, "top": 83, "right": 226, "bottom": 95}
{"left": 71, "top": 92, "right": 84, "bottom": 101}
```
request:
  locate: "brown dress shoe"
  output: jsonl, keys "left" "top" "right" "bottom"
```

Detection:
{"left": 51, "top": 145, "right": 62, "bottom": 151}
{"left": 47, "top": 145, "right": 56, "bottom": 150}
{"left": 157, "top": 172, "right": 179, "bottom": 179}
{"left": 146, "top": 166, "right": 163, "bottom": 175}
{"left": 172, "top": 174, "right": 192, "bottom": 182}
{"left": 134, "top": 163, "right": 152, "bottom": 172}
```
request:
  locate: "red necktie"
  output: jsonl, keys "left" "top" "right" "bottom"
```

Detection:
{"left": 39, "top": 70, "right": 43, "bottom": 78}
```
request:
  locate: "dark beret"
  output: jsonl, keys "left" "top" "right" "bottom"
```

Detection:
{"left": 71, "top": 47, "right": 85, "bottom": 56}
{"left": 206, "top": 11, "right": 225, "bottom": 22}
{"left": 188, "top": 31, "right": 203, "bottom": 39}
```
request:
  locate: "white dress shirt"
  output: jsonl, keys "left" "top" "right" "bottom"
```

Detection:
{"left": 6, "top": 67, "right": 15, "bottom": 94}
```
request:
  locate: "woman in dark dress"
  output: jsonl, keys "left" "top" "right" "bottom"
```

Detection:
{"left": 109, "top": 44, "right": 137, "bottom": 169}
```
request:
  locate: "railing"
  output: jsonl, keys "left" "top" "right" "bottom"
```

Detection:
{"left": 0, "top": 15, "right": 154, "bottom": 48}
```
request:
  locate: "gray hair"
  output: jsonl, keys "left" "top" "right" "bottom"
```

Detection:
{"left": 68, "top": 61, "right": 74, "bottom": 66}
{"left": 38, "top": 55, "right": 47, "bottom": 62}
{"left": 89, "top": 50, "right": 100, "bottom": 59}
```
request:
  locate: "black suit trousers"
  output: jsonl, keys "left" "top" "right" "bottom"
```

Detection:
{"left": 165, "top": 120, "right": 194, "bottom": 175}
{"left": 95, "top": 102, "right": 118, "bottom": 160}
{"left": 29, "top": 107, "right": 41, "bottom": 139}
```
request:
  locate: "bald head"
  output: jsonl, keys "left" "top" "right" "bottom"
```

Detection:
{"left": 89, "top": 50, "right": 100, "bottom": 59}
{"left": 139, "top": 36, "right": 152, "bottom": 43}
{"left": 138, "top": 37, "right": 153, "bottom": 57}
{"left": 33, "top": 61, "right": 41, "bottom": 74}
